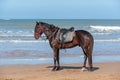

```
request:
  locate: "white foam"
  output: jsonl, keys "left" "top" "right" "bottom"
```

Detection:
{"left": 0, "top": 40, "right": 49, "bottom": 43}
{"left": 95, "top": 38, "right": 120, "bottom": 42}
{"left": 0, "top": 38, "right": 120, "bottom": 43}
{"left": 0, "top": 58, "right": 52, "bottom": 65}
{"left": 90, "top": 25, "right": 120, "bottom": 32}
{"left": 0, "top": 30, "right": 34, "bottom": 37}
{"left": 93, "top": 32, "right": 111, "bottom": 35}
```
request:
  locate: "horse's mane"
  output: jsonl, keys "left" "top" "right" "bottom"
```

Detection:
{"left": 39, "top": 22, "right": 59, "bottom": 30}
{"left": 49, "top": 24, "right": 59, "bottom": 29}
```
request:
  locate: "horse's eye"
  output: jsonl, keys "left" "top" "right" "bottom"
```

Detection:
{"left": 46, "top": 28, "right": 49, "bottom": 31}
{"left": 36, "top": 27, "right": 40, "bottom": 31}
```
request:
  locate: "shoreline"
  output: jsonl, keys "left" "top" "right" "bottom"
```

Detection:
{"left": 1, "top": 54, "right": 120, "bottom": 66}
{"left": 0, "top": 62, "right": 120, "bottom": 80}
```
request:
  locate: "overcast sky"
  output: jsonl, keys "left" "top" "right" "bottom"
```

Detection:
{"left": 0, "top": 0, "right": 120, "bottom": 19}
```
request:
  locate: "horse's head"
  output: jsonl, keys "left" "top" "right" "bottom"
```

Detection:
{"left": 34, "top": 22, "right": 45, "bottom": 39}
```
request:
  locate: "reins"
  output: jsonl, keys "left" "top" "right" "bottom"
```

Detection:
{"left": 48, "top": 28, "right": 59, "bottom": 39}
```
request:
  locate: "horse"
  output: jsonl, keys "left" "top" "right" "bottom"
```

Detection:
{"left": 34, "top": 22, "right": 94, "bottom": 71}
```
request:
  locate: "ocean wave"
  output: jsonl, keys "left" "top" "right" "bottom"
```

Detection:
{"left": 0, "top": 40, "right": 49, "bottom": 43}
{"left": 90, "top": 25, "right": 120, "bottom": 32}
{"left": 95, "top": 38, "right": 120, "bottom": 42}
{"left": 0, "top": 30, "right": 47, "bottom": 37}
{"left": 0, "top": 38, "right": 120, "bottom": 43}
{"left": 92, "top": 32, "right": 111, "bottom": 35}
{"left": 0, "top": 30, "right": 33, "bottom": 36}
{"left": 0, "top": 58, "right": 52, "bottom": 65}
{"left": 0, "top": 25, "right": 120, "bottom": 37}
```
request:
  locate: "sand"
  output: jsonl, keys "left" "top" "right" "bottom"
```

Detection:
{"left": 0, "top": 62, "right": 120, "bottom": 80}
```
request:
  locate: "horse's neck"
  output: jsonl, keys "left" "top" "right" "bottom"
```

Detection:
{"left": 44, "top": 27, "right": 59, "bottom": 40}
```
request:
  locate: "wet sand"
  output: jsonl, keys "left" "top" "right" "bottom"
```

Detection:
{"left": 0, "top": 62, "right": 120, "bottom": 80}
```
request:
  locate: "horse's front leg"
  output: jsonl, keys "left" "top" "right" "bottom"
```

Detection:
{"left": 52, "top": 48, "right": 60, "bottom": 71}
{"left": 52, "top": 49, "right": 57, "bottom": 71}
{"left": 56, "top": 49, "right": 60, "bottom": 70}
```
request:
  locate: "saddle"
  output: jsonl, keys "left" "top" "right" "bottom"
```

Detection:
{"left": 56, "top": 27, "right": 75, "bottom": 43}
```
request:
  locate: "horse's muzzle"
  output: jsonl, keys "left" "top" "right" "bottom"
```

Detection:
{"left": 34, "top": 36, "right": 39, "bottom": 39}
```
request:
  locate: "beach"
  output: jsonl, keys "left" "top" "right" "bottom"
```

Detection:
{"left": 0, "top": 62, "right": 120, "bottom": 80}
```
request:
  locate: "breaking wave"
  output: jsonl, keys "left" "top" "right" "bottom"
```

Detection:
{"left": 95, "top": 38, "right": 120, "bottom": 42}
{"left": 0, "top": 40, "right": 49, "bottom": 43}
{"left": 0, "top": 38, "right": 120, "bottom": 43}
{"left": 0, "top": 30, "right": 34, "bottom": 37}
{"left": 90, "top": 25, "right": 120, "bottom": 32}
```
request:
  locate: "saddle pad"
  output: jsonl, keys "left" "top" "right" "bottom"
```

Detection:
{"left": 60, "top": 31, "right": 75, "bottom": 43}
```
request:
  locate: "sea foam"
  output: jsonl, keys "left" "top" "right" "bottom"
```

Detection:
{"left": 90, "top": 25, "right": 120, "bottom": 32}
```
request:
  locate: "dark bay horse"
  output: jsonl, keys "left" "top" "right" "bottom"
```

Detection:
{"left": 34, "top": 22, "right": 94, "bottom": 71}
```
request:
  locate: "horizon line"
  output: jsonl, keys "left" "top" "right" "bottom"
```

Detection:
{"left": 0, "top": 18, "right": 120, "bottom": 20}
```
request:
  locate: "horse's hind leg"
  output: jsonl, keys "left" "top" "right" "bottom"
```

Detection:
{"left": 83, "top": 55, "right": 87, "bottom": 67}
{"left": 87, "top": 45, "right": 93, "bottom": 71}
{"left": 81, "top": 48, "right": 88, "bottom": 71}
{"left": 88, "top": 53, "right": 93, "bottom": 71}
{"left": 82, "top": 46, "right": 93, "bottom": 71}
{"left": 82, "top": 48, "right": 87, "bottom": 67}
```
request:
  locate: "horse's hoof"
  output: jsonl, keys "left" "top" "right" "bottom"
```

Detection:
{"left": 81, "top": 67, "right": 88, "bottom": 72}
{"left": 88, "top": 68, "right": 93, "bottom": 72}
{"left": 56, "top": 66, "right": 60, "bottom": 71}
{"left": 52, "top": 66, "right": 56, "bottom": 71}
{"left": 52, "top": 66, "right": 60, "bottom": 71}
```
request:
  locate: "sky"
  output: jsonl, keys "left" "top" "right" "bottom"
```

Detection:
{"left": 0, "top": 0, "right": 120, "bottom": 19}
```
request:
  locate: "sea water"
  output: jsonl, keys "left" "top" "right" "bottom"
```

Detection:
{"left": 0, "top": 19, "right": 120, "bottom": 65}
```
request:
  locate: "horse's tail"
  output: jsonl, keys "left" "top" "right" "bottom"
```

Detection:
{"left": 89, "top": 36, "right": 94, "bottom": 55}
{"left": 88, "top": 35, "right": 94, "bottom": 67}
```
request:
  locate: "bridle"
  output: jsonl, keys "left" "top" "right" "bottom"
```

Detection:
{"left": 35, "top": 23, "right": 45, "bottom": 35}
{"left": 35, "top": 23, "right": 59, "bottom": 40}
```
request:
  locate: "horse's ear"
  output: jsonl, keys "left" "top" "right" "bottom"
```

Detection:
{"left": 36, "top": 21, "right": 39, "bottom": 25}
